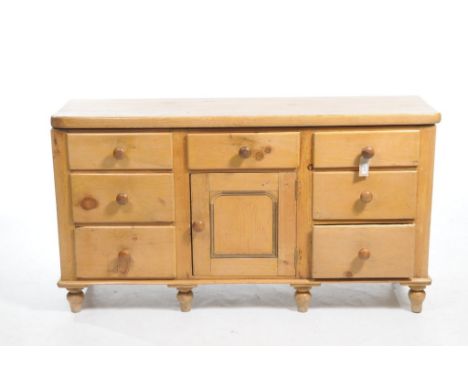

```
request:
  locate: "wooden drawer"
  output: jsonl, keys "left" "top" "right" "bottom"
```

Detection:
{"left": 67, "top": 133, "right": 173, "bottom": 170}
{"left": 313, "top": 130, "right": 420, "bottom": 168}
{"left": 312, "top": 224, "right": 415, "bottom": 278}
{"left": 70, "top": 173, "right": 174, "bottom": 223}
{"left": 75, "top": 226, "right": 176, "bottom": 279}
{"left": 187, "top": 132, "right": 300, "bottom": 169}
{"left": 313, "top": 171, "right": 417, "bottom": 220}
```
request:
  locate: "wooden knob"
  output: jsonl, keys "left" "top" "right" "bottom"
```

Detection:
{"left": 360, "top": 191, "right": 373, "bottom": 203}
{"left": 255, "top": 151, "right": 264, "bottom": 161}
{"left": 117, "top": 249, "right": 131, "bottom": 274}
{"left": 238, "top": 146, "right": 251, "bottom": 158}
{"left": 361, "top": 146, "right": 375, "bottom": 159}
{"left": 113, "top": 147, "right": 125, "bottom": 160}
{"left": 80, "top": 196, "right": 98, "bottom": 210}
{"left": 192, "top": 220, "right": 205, "bottom": 232}
{"left": 116, "top": 193, "right": 128, "bottom": 205}
{"left": 358, "top": 248, "right": 371, "bottom": 260}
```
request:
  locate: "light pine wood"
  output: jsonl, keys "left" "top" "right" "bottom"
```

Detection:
{"left": 313, "top": 170, "right": 418, "bottom": 220}
{"left": 293, "top": 285, "right": 312, "bottom": 312}
{"left": 187, "top": 132, "right": 300, "bottom": 169}
{"left": 51, "top": 98, "right": 439, "bottom": 313}
{"left": 190, "top": 174, "right": 211, "bottom": 275}
{"left": 177, "top": 287, "right": 193, "bottom": 312}
{"left": 210, "top": 258, "right": 278, "bottom": 276}
{"left": 51, "top": 129, "right": 76, "bottom": 280}
{"left": 414, "top": 126, "right": 436, "bottom": 278}
{"left": 60, "top": 279, "right": 319, "bottom": 288}
{"left": 60, "top": 278, "right": 434, "bottom": 288}
{"left": 171, "top": 286, "right": 195, "bottom": 312}
{"left": 408, "top": 285, "right": 426, "bottom": 313}
{"left": 66, "top": 288, "right": 85, "bottom": 313}
{"left": 277, "top": 172, "right": 297, "bottom": 276}
{"left": 312, "top": 224, "right": 415, "bottom": 278}
{"left": 172, "top": 132, "right": 193, "bottom": 279}
{"left": 67, "top": 133, "right": 173, "bottom": 170}
{"left": 191, "top": 173, "right": 278, "bottom": 277}
{"left": 51, "top": 97, "right": 441, "bottom": 128}
{"left": 75, "top": 226, "right": 176, "bottom": 279}
{"left": 70, "top": 173, "right": 175, "bottom": 223}
{"left": 213, "top": 194, "right": 274, "bottom": 256}
{"left": 400, "top": 278, "right": 432, "bottom": 287}
{"left": 313, "top": 130, "right": 420, "bottom": 168}
{"left": 207, "top": 172, "right": 279, "bottom": 191}
{"left": 191, "top": 172, "right": 296, "bottom": 277}
{"left": 296, "top": 130, "right": 313, "bottom": 278}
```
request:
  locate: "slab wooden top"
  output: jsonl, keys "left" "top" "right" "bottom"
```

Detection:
{"left": 51, "top": 97, "right": 440, "bottom": 129}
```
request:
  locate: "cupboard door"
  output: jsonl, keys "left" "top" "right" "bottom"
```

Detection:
{"left": 191, "top": 173, "right": 296, "bottom": 277}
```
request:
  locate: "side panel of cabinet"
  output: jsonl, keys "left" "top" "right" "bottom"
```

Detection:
{"left": 191, "top": 173, "right": 296, "bottom": 277}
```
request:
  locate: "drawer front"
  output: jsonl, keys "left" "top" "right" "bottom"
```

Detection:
{"left": 312, "top": 224, "right": 415, "bottom": 278}
{"left": 313, "top": 130, "right": 420, "bottom": 168}
{"left": 187, "top": 132, "right": 300, "bottom": 169}
{"left": 75, "top": 226, "right": 175, "bottom": 279}
{"left": 71, "top": 173, "right": 174, "bottom": 223}
{"left": 313, "top": 171, "right": 417, "bottom": 220}
{"left": 67, "top": 133, "right": 173, "bottom": 170}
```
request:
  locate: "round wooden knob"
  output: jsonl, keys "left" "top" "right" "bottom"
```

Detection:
{"left": 361, "top": 146, "right": 375, "bottom": 159}
{"left": 255, "top": 151, "right": 264, "bottom": 161}
{"left": 115, "top": 193, "right": 129, "bottom": 205}
{"left": 238, "top": 146, "right": 251, "bottom": 158}
{"left": 80, "top": 196, "right": 98, "bottom": 210}
{"left": 113, "top": 147, "right": 125, "bottom": 160}
{"left": 192, "top": 220, "right": 205, "bottom": 232}
{"left": 117, "top": 249, "right": 131, "bottom": 274}
{"left": 360, "top": 191, "right": 373, "bottom": 203}
{"left": 358, "top": 248, "right": 371, "bottom": 260}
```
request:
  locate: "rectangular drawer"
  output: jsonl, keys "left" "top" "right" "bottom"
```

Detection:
{"left": 312, "top": 224, "right": 415, "bottom": 278}
{"left": 71, "top": 173, "right": 174, "bottom": 223}
{"left": 313, "top": 171, "right": 417, "bottom": 220}
{"left": 313, "top": 130, "right": 419, "bottom": 168}
{"left": 187, "top": 132, "right": 300, "bottom": 169}
{"left": 67, "top": 133, "right": 173, "bottom": 170}
{"left": 75, "top": 226, "right": 175, "bottom": 279}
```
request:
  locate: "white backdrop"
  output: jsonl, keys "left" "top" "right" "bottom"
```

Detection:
{"left": 0, "top": 0, "right": 467, "bottom": 345}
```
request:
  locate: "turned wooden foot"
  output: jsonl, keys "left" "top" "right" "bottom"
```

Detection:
{"left": 408, "top": 286, "right": 426, "bottom": 313}
{"left": 293, "top": 285, "right": 312, "bottom": 313}
{"left": 66, "top": 288, "right": 85, "bottom": 313}
{"left": 176, "top": 287, "right": 194, "bottom": 312}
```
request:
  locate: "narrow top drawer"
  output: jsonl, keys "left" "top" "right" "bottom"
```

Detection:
{"left": 313, "top": 130, "right": 420, "bottom": 168}
{"left": 187, "top": 132, "right": 300, "bottom": 169}
{"left": 67, "top": 133, "right": 173, "bottom": 170}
